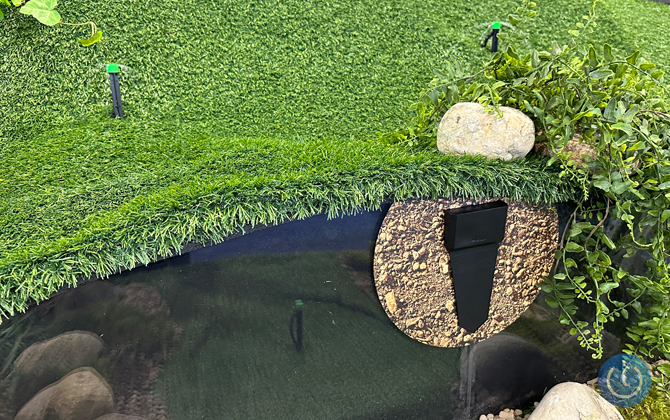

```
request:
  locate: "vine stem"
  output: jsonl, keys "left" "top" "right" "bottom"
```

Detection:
{"left": 583, "top": 197, "right": 610, "bottom": 248}
{"left": 60, "top": 21, "right": 97, "bottom": 37}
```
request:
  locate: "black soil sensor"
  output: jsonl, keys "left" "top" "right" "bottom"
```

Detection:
{"left": 444, "top": 200, "right": 508, "bottom": 333}
{"left": 107, "top": 63, "right": 124, "bottom": 118}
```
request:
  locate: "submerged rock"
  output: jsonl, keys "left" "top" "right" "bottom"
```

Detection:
{"left": 11, "top": 331, "right": 104, "bottom": 409}
{"left": 94, "top": 414, "right": 147, "bottom": 420}
{"left": 14, "top": 367, "right": 114, "bottom": 420}
{"left": 528, "top": 382, "right": 624, "bottom": 420}
{"left": 460, "top": 333, "right": 556, "bottom": 416}
{"left": 437, "top": 102, "right": 535, "bottom": 160}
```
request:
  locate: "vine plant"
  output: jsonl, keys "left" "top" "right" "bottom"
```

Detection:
{"left": 383, "top": 0, "right": 670, "bottom": 364}
{"left": 0, "top": 0, "right": 102, "bottom": 46}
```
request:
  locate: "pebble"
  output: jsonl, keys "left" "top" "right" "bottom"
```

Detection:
{"left": 514, "top": 409, "right": 523, "bottom": 416}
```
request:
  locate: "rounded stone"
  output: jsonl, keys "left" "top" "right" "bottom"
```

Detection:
{"left": 11, "top": 331, "right": 104, "bottom": 409}
{"left": 14, "top": 367, "right": 114, "bottom": 420}
{"left": 529, "top": 382, "right": 624, "bottom": 420}
{"left": 437, "top": 102, "right": 535, "bottom": 160}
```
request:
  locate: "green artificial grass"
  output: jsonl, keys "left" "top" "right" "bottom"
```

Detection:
{"left": 3, "top": 0, "right": 670, "bottom": 145}
{"left": 4, "top": 0, "right": 670, "bottom": 319}
{"left": 0, "top": 122, "right": 576, "bottom": 319}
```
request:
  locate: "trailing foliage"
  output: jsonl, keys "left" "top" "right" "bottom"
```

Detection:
{"left": 384, "top": 0, "right": 670, "bottom": 361}
{"left": 1, "top": 0, "right": 101, "bottom": 46}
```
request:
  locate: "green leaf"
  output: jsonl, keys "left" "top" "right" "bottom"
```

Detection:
{"left": 602, "top": 235, "right": 616, "bottom": 250}
{"left": 545, "top": 295, "right": 559, "bottom": 308}
{"left": 657, "top": 364, "right": 670, "bottom": 376}
{"left": 604, "top": 98, "right": 617, "bottom": 120}
{"left": 593, "top": 179, "right": 611, "bottom": 192}
{"left": 78, "top": 30, "right": 102, "bottom": 47}
{"left": 0, "top": 0, "right": 8, "bottom": 6}
{"left": 0, "top": 8, "right": 3, "bottom": 21}
{"left": 565, "top": 242, "right": 584, "bottom": 253}
{"left": 546, "top": 96, "right": 562, "bottom": 110}
{"left": 626, "top": 50, "right": 640, "bottom": 65}
{"left": 588, "top": 45, "right": 598, "bottom": 67}
{"left": 662, "top": 210, "right": 670, "bottom": 223}
{"left": 19, "top": 0, "right": 61, "bottom": 26}
{"left": 531, "top": 50, "right": 540, "bottom": 68}
{"left": 599, "top": 282, "right": 619, "bottom": 294}
{"left": 590, "top": 69, "right": 613, "bottom": 80}
{"left": 611, "top": 123, "right": 633, "bottom": 136}
{"left": 604, "top": 44, "right": 614, "bottom": 62}
{"left": 611, "top": 180, "right": 633, "bottom": 195}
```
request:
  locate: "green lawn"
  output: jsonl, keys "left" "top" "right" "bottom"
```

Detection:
{"left": 2, "top": 0, "right": 670, "bottom": 318}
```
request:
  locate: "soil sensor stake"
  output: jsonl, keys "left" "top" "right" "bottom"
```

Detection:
{"left": 482, "top": 21, "right": 501, "bottom": 53}
{"left": 107, "top": 63, "right": 124, "bottom": 118}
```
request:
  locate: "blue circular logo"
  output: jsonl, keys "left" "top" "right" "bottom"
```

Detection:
{"left": 597, "top": 353, "right": 652, "bottom": 407}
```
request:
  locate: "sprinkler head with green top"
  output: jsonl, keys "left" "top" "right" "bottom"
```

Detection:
{"left": 482, "top": 21, "right": 501, "bottom": 53}
{"left": 107, "top": 63, "right": 124, "bottom": 118}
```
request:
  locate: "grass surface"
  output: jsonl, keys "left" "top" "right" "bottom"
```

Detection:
{"left": 0, "top": 128, "right": 575, "bottom": 318}
{"left": 3, "top": 0, "right": 670, "bottom": 318}
{"left": 3, "top": 0, "right": 670, "bottom": 145}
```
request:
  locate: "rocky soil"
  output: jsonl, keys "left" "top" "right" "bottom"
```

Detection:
{"left": 374, "top": 198, "right": 558, "bottom": 347}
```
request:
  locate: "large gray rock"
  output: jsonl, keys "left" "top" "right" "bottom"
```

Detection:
{"left": 437, "top": 102, "right": 535, "bottom": 160}
{"left": 11, "top": 331, "right": 104, "bottom": 408}
{"left": 528, "top": 382, "right": 624, "bottom": 420}
{"left": 14, "top": 367, "right": 114, "bottom": 420}
{"left": 94, "top": 415, "right": 146, "bottom": 420}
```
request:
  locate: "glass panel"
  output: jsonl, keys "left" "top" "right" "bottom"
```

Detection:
{"left": 0, "top": 208, "right": 619, "bottom": 420}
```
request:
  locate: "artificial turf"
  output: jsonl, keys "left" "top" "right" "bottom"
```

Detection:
{"left": 2, "top": 0, "right": 670, "bottom": 318}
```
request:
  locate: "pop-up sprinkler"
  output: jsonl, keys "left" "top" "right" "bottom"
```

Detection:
{"left": 107, "top": 63, "right": 124, "bottom": 118}
{"left": 481, "top": 21, "right": 501, "bottom": 53}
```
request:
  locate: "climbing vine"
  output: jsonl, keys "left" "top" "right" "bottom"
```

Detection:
{"left": 0, "top": 0, "right": 101, "bottom": 46}
{"left": 383, "top": 0, "right": 670, "bottom": 363}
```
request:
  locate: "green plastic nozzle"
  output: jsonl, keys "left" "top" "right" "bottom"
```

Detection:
{"left": 294, "top": 300, "right": 304, "bottom": 310}
{"left": 107, "top": 63, "right": 119, "bottom": 73}
{"left": 492, "top": 21, "right": 501, "bottom": 30}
